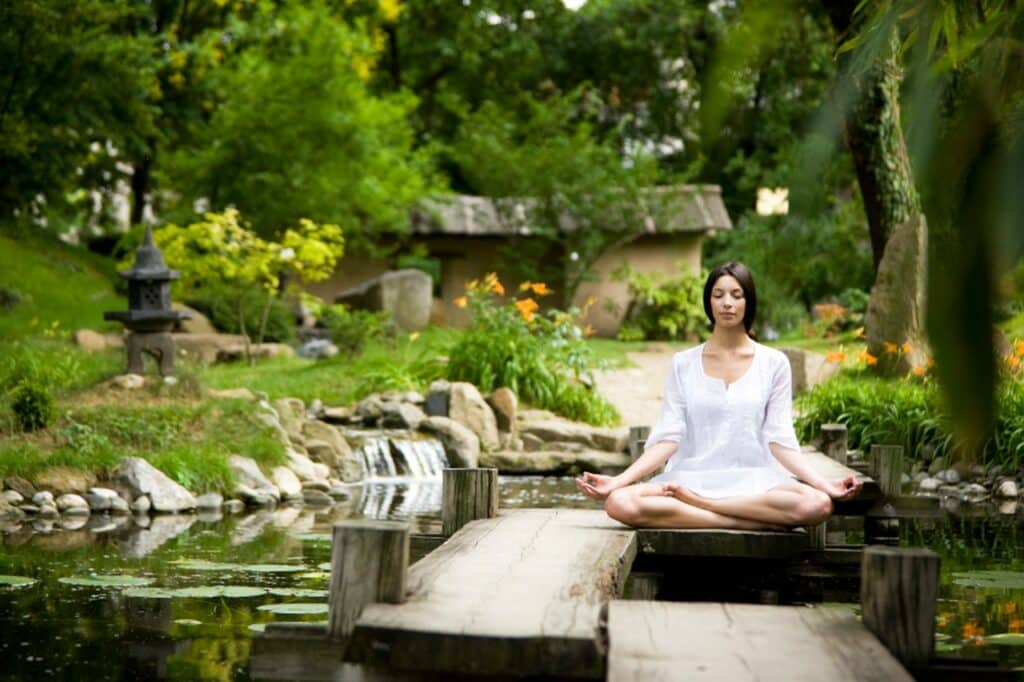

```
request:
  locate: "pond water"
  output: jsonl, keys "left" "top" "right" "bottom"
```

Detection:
{"left": 2, "top": 477, "right": 1023, "bottom": 680}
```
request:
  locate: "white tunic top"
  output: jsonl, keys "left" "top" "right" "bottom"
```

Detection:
{"left": 646, "top": 341, "right": 799, "bottom": 499}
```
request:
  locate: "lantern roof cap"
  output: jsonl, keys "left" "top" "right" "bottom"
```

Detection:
{"left": 120, "top": 226, "right": 180, "bottom": 280}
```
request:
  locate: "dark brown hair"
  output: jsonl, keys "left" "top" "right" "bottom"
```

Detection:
{"left": 703, "top": 261, "right": 757, "bottom": 335}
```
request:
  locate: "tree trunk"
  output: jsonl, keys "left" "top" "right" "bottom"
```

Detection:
{"left": 130, "top": 148, "right": 153, "bottom": 226}
{"left": 842, "top": 30, "right": 921, "bottom": 271}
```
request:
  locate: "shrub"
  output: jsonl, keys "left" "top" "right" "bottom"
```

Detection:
{"left": 188, "top": 287, "right": 296, "bottom": 343}
{"left": 612, "top": 264, "right": 708, "bottom": 342}
{"left": 446, "top": 274, "right": 619, "bottom": 426}
{"left": 319, "top": 304, "right": 394, "bottom": 356}
{"left": 796, "top": 375, "right": 1024, "bottom": 466}
{"left": 10, "top": 382, "right": 54, "bottom": 431}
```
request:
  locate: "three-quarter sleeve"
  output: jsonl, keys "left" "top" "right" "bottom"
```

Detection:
{"left": 763, "top": 354, "right": 800, "bottom": 450}
{"left": 644, "top": 355, "right": 687, "bottom": 451}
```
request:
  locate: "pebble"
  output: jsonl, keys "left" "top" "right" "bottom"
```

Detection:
{"left": 56, "top": 494, "right": 89, "bottom": 512}
{"left": 195, "top": 493, "right": 224, "bottom": 510}
{"left": 962, "top": 483, "right": 988, "bottom": 498}
{"left": 130, "top": 496, "right": 152, "bottom": 514}
{"left": 37, "top": 504, "right": 58, "bottom": 519}
{"left": 32, "top": 491, "right": 54, "bottom": 506}
{"left": 328, "top": 486, "right": 352, "bottom": 501}
{"left": 84, "top": 493, "right": 111, "bottom": 512}
{"left": 302, "top": 490, "right": 333, "bottom": 506}
{"left": 18, "top": 504, "right": 40, "bottom": 515}
{"left": 937, "top": 469, "right": 961, "bottom": 484}
{"left": 109, "top": 497, "right": 130, "bottom": 514}
{"left": 223, "top": 499, "right": 245, "bottom": 515}
{"left": 87, "top": 487, "right": 119, "bottom": 500}
{"left": 301, "top": 480, "right": 331, "bottom": 493}
{"left": 1, "top": 490, "right": 23, "bottom": 505}
{"left": 918, "top": 477, "right": 942, "bottom": 492}
{"left": 996, "top": 480, "right": 1020, "bottom": 499}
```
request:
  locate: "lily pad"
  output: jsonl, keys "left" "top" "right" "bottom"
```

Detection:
{"left": 242, "top": 564, "right": 307, "bottom": 574}
{"left": 299, "top": 572, "right": 330, "bottom": 581}
{"left": 0, "top": 575, "right": 37, "bottom": 588}
{"left": 174, "top": 619, "right": 203, "bottom": 626}
{"left": 59, "top": 575, "right": 155, "bottom": 588}
{"left": 123, "top": 587, "right": 175, "bottom": 599}
{"left": 951, "top": 570, "right": 1024, "bottom": 589}
{"left": 267, "top": 588, "right": 329, "bottom": 599}
{"left": 935, "top": 642, "right": 962, "bottom": 653}
{"left": 172, "top": 586, "right": 267, "bottom": 599}
{"left": 985, "top": 633, "right": 1024, "bottom": 646}
{"left": 293, "top": 533, "right": 332, "bottom": 543}
{"left": 257, "top": 603, "right": 329, "bottom": 615}
{"left": 171, "top": 559, "right": 242, "bottom": 572}
{"left": 317, "top": 563, "right": 331, "bottom": 571}
{"left": 248, "top": 623, "right": 268, "bottom": 633}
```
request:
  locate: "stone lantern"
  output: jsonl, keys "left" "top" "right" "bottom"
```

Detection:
{"left": 104, "top": 226, "right": 191, "bottom": 375}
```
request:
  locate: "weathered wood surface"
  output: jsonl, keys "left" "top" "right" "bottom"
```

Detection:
{"left": 820, "top": 423, "right": 849, "bottom": 465}
{"left": 637, "top": 527, "right": 807, "bottom": 559}
{"left": 869, "top": 444, "right": 904, "bottom": 497}
{"left": 347, "top": 508, "right": 637, "bottom": 678}
{"left": 861, "top": 546, "right": 940, "bottom": 669}
{"left": 802, "top": 449, "right": 879, "bottom": 498}
{"left": 606, "top": 601, "right": 912, "bottom": 681}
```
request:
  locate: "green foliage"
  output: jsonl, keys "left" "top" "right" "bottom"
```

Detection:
{"left": 448, "top": 89, "right": 660, "bottom": 300}
{"left": 9, "top": 383, "right": 54, "bottom": 432}
{"left": 797, "top": 375, "right": 1024, "bottom": 467}
{"left": 188, "top": 288, "right": 296, "bottom": 344}
{"left": 319, "top": 305, "right": 394, "bottom": 357}
{"left": 613, "top": 264, "right": 708, "bottom": 342}
{"left": 446, "top": 275, "right": 619, "bottom": 426}
{"left": 164, "top": 1, "right": 435, "bottom": 246}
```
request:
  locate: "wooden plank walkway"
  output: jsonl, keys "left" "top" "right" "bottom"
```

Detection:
{"left": 346, "top": 508, "right": 637, "bottom": 678}
{"left": 606, "top": 601, "right": 913, "bottom": 681}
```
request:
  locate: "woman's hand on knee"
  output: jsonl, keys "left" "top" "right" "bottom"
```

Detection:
{"left": 575, "top": 471, "right": 621, "bottom": 500}
{"left": 821, "top": 475, "right": 862, "bottom": 501}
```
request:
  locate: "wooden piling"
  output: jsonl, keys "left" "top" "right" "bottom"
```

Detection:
{"left": 328, "top": 520, "right": 409, "bottom": 640}
{"left": 820, "top": 423, "right": 848, "bottom": 466}
{"left": 860, "top": 546, "right": 939, "bottom": 670}
{"left": 442, "top": 467, "right": 498, "bottom": 537}
{"left": 870, "top": 445, "right": 904, "bottom": 496}
{"left": 628, "top": 426, "right": 651, "bottom": 461}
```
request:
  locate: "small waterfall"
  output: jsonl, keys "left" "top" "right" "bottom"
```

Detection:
{"left": 346, "top": 429, "right": 450, "bottom": 481}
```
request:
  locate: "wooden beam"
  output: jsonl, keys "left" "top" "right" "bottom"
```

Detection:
{"left": 637, "top": 528, "right": 807, "bottom": 559}
{"left": 870, "top": 445, "right": 904, "bottom": 497}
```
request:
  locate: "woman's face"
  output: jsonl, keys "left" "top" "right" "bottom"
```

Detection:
{"left": 710, "top": 274, "right": 746, "bottom": 330}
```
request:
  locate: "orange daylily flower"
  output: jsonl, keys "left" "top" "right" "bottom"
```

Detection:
{"left": 582, "top": 324, "right": 596, "bottom": 337}
{"left": 901, "top": 342, "right": 913, "bottom": 354}
{"left": 454, "top": 296, "right": 468, "bottom": 308}
{"left": 1008, "top": 355, "right": 1021, "bottom": 370}
{"left": 857, "top": 350, "right": 878, "bottom": 366}
{"left": 884, "top": 342, "right": 898, "bottom": 354}
{"left": 491, "top": 280, "right": 505, "bottom": 295}
{"left": 1015, "top": 339, "right": 1024, "bottom": 357}
{"left": 825, "top": 350, "right": 847, "bottom": 363}
{"left": 1009, "top": 618, "right": 1023, "bottom": 633}
{"left": 515, "top": 298, "right": 539, "bottom": 321}
{"left": 926, "top": 357, "right": 935, "bottom": 368}
{"left": 519, "top": 281, "right": 533, "bottom": 292}
{"left": 530, "top": 282, "right": 552, "bottom": 296}
{"left": 911, "top": 366, "right": 926, "bottom": 376}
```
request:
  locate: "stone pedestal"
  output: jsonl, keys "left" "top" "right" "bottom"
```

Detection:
{"left": 125, "top": 332, "right": 176, "bottom": 376}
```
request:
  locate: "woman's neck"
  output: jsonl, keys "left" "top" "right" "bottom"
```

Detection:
{"left": 707, "top": 326, "right": 752, "bottom": 351}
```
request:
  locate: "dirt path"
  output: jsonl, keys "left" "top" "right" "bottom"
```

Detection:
{"left": 593, "top": 344, "right": 693, "bottom": 428}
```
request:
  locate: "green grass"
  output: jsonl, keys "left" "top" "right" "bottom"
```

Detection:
{"left": 0, "top": 397, "right": 286, "bottom": 494}
{"left": 1000, "top": 310, "right": 1024, "bottom": 344}
{"left": 0, "top": 233, "right": 123, "bottom": 341}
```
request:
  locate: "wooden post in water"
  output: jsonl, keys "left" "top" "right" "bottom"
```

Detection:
{"left": 628, "top": 426, "right": 651, "bottom": 462}
{"left": 820, "top": 423, "right": 848, "bottom": 466}
{"left": 860, "top": 546, "right": 939, "bottom": 670}
{"left": 442, "top": 467, "right": 498, "bottom": 537}
{"left": 870, "top": 444, "right": 904, "bottom": 496}
{"left": 328, "top": 520, "right": 409, "bottom": 640}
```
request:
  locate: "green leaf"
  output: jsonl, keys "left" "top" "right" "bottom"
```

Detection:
{"left": 257, "top": 602, "right": 329, "bottom": 615}
{"left": 0, "top": 575, "right": 37, "bottom": 588}
{"left": 59, "top": 575, "right": 155, "bottom": 588}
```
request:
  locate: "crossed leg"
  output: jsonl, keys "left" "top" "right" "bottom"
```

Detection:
{"left": 604, "top": 481, "right": 832, "bottom": 530}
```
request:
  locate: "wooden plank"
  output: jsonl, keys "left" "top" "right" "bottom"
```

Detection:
{"left": 638, "top": 528, "right": 807, "bottom": 559}
{"left": 802, "top": 450, "right": 880, "bottom": 499}
{"left": 347, "top": 508, "right": 637, "bottom": 679}
{"left": 606, "top": 601, "right": 912, "bottom": 682}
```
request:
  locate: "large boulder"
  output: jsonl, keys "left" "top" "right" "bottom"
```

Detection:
{"left": 448, "top": 382, "right": 500, "bottom": 451}
{"left": 227, "top": 455, "right": 281, "bottom": 503}
{"left": 486, "top": 388, "right": 518, "bottom": 433}
{"left": 380, "top": 401, "right": 427, "bottom": 430}
{"left": 272, "top": 398, "right": 306, "bottom": 441}
{"left": 518, "top": 417, "right": 628, "bottom": 453}
{"left": 865, "top": 214, "right": 930, "bottom": 375}
{"left": 424, "top": 380, "right": 450, "bottom": 417}
{"left": 34, "top": 467, "right": 97, "bottom": 495}
{"left": 334, "top": 269, "right": 432, "bottom": 332}
{"left": 419, "top": 417, "right": 480, "bottom": 468}
{"left": 778, "top": 348, "right": 840, "bottom": 396}
{"left": 302, "top": 419, "right": 360, "bottom": 475}
{"left": 172, "top": 303, "right": 217, "bottom": 334}
{"left": 270, "top": 466, "right": 303, "bottom": 500}
{"left": 114, "top": 458, "right": 197, "bottom": 513}
{"left": 480, "top": 449, "right": 630, "bottom": 475}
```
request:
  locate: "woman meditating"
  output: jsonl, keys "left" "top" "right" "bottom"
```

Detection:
{"left": 576, "top": 261, "right": 861, "bottom": 530}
